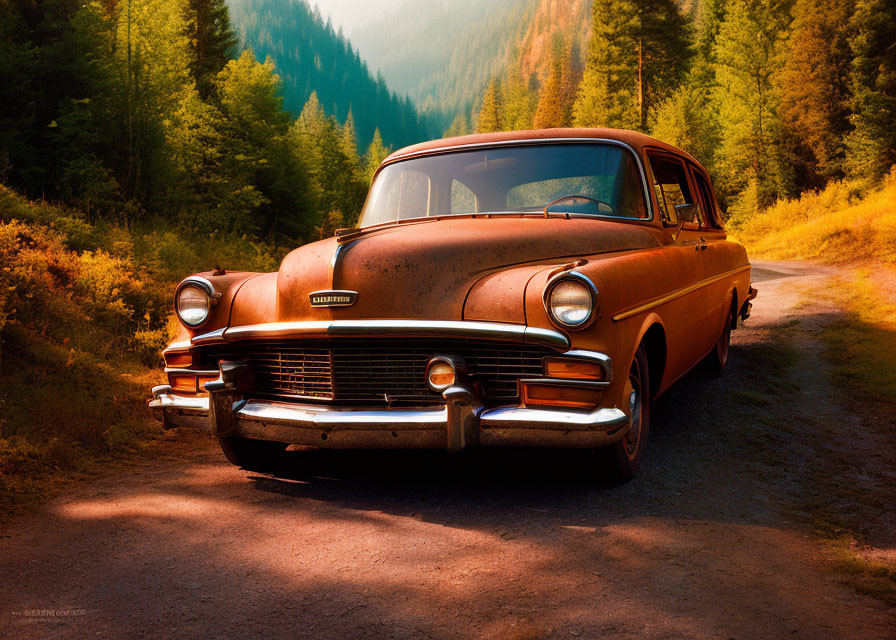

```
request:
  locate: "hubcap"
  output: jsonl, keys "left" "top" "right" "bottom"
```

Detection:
{"left": 623, "top": 361, "right": 642, "bottom": 459}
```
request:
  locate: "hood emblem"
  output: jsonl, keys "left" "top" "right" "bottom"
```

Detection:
{"left": 309, "top": 289, "right": 358, "bottom": 308}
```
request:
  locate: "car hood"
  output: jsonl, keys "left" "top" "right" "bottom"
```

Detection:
{"left": 229, "top": 216, "right": 659, "bottom": 325}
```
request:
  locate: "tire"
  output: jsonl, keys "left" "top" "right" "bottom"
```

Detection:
{"left": 217, "top": 436, "right": 288, "bottom": 472}
{"left": 597, "top": 342, "right": 650, "bottom": 486}
{"left": 703, "top": 303, "right": 733, "bottom": 377}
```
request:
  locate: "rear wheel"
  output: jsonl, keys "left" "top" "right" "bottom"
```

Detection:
{"left": 703, "top": 303, "right": 733, "bottom": 376}
{"left": 217, "top": 436, "right": 288, "bottom": 472}
{"left": 597, "top": 343, "right": 650, "bottom": 485}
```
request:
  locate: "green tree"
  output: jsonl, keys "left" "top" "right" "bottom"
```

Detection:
{"left": 712, "top": 0, "right": 790, "bottom": 219}
{"left": 503, "top": 65, "right": 538, "bottom": 131}
{"left": 574, "top": 0, "right": 690, "bottom": 130}
{"left": 534, "top": 58, "right": 567, "bottom": 129}
{"left": 444, "top": 113, "right": 471, "bottom": 138}
{"left": 364, "top": 128, "right": 390, "bottom": 183}
{"left": 183, "top": 0, "right": 238, "bottom": 100}
{"left": 846, "top": 0, "right": 896, "bottom": 183}
{"left": 778, "top": 0, "right": 854, "bottom": 188}
{"left": 175, "top": 51, "right": 315, "bottom": 237}
{"left": 651, "top": 83, "right": 720, "bottom": 172}
{"left": 476, "top": 80, "right": 505, "bottom": 133}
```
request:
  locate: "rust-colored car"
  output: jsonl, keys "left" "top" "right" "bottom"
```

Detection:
{"left": 149, "top": 129, "right": 756, "bottom": 483}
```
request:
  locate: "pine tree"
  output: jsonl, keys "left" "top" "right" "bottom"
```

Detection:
{"left": 713, "top": 0, "right": 790, "bottom": 220}
{"left": 444, "top": 114, "right": 471, "bottom": 138}
{"left": 340, "top": 108, "right": 361, "bottom": 167}
{"left": 364, "top": 128, "right": 390, "bottom": 183}
{"left": 846, "top": 0, "right": 896, "bottom": 183}
{"left": 534, "top": 58, "right": 566, "bottom": 129}
{"left": 476, "top": 80, "right": 504, "bottom": 133}
{"left": 778, "top": 0, "right": 854, "bottom": 188}
{"left": 574, "top": 0, "right": 689, "bottom": 131}
{"left": 503, "top": 72, "right": 538, "bottom": 131}
{"left": 183, "top": 0, "right": 238, "bottom": 100}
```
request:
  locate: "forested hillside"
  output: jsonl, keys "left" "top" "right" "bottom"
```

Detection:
{"left": 352, "top": 0, "right": 539, "bottom": 131}
{"left": 470, "top": 0, "right": 896, "bottom": 226}
{"left": 226, "top": 0, "right": 432, "bottom": 150}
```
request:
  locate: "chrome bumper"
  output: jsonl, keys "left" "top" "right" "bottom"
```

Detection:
{"left": 149, "top": 384, "right": 630, "bottom": 450}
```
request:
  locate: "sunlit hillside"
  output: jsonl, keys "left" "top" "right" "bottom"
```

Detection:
{"left": 733, "top": 171, "right": 896, "bottom": 265}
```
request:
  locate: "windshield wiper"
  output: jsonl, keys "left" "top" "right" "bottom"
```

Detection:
{"left": 335, "top": 216, "right": 443, "bottom": 243}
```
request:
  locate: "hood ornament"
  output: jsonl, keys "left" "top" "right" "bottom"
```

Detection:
{"left": 309, "top": 289, "right": 358, "bottom": 308}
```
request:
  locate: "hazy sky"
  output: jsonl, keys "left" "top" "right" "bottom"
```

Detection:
{"left": 310, "top": 0, "right": 407, "bottom": 34}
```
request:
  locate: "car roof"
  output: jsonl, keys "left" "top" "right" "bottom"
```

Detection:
{"left": 384, "top": 128, "right": 702, "bottom": 167}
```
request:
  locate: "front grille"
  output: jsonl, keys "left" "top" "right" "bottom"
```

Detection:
{"left": 199, "top": 339, "right": 551, "bottom": 405}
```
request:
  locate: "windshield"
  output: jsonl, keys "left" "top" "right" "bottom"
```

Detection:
{"left": 357, "top": 143, "right": 649, "bottom": 228}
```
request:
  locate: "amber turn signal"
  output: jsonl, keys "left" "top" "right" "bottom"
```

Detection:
{"left": 168, "top": 373, "right": 218, "bottom": 393}
{"left": 543, "top": 357, "right": 605, "bottom": 380}
{"left": 426, "top": 359, "right": 456, "bottom": 391}
{"left": 164, "top": 351, "right": 194, "bottom": 368}
{"left": 522, "top": 383, "right": 600, "bottom": 409}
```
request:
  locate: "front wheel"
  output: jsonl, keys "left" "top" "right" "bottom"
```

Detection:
{"left": 597, "top": 343, "right": 650, "bottom": 485}
{"left": 218, "top": 436, "right": 288, "bottom": 472}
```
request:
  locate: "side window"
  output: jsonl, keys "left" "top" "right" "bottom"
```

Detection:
{"left": 617, "top": 154, "right": 648, "bottom": 219}
{"left": 648, "top": 154, "right": 704, "bottom": 226}
{"left": 692, "top": 170, "right": 721, "bottom": 228}
{"left": 451, "top": 179, "right": 477, "bottom": 213}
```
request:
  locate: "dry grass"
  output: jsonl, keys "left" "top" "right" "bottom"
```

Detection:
{"left": 0, "top": 186, "right": 290, "bottom": 509}
{"left": 821, "top": 268, "right": 896, "bottom": 403}
{"left": 732, "top": 169, "right": 896, "bottom": 264}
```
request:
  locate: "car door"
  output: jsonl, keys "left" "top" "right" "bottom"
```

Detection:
{"left": 646, "top": 151, "right": 712, "bottom": 376}
{"left": 688, "top": 164, "right": 732, "bottom": 343}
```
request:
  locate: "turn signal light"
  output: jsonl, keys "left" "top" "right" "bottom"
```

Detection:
{"left": 426, "top": 359, "right": 456, "bottom": 391}
{"left": 169, "top": 374, "right": 218, "bottom": 393}
{"left": 165, "top": 351, "right": 194, "bottom": 367}
{"left": 543, "top": 357, "right": 605, "bottom": 380}
{"left": 522, "top": 383, "right": 600, "bottom": 409}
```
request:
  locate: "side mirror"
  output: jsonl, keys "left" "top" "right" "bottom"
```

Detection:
{"left": 669, "top": 203, "right": 698, "bottom": 241}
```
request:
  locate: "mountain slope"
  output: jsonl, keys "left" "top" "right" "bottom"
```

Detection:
{"left": 352, "top": 0, "right": 596, "bottom": 129}
{"left": 351, "top": 0, "right": 539, "bottom": 128}
{"left": 226, "top": 0, "right": 433, "bottom": 149}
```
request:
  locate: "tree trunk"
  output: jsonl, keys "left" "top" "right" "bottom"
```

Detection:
{"left": 638, "top": 37, "right": 644, "bottom": 130}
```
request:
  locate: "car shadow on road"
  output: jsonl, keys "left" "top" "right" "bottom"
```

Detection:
{"left": 244, "top": 326, "right": 803, "bottom": 533}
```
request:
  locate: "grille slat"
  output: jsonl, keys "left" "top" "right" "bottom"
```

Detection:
{"left": 200, "top": 339, "right": 552, "bottom": 405}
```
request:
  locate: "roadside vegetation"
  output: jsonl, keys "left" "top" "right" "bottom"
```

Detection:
{"left": 734, "top": 171, "right": 896, "bottom": 265}
{"left": 0, "top": 185, "right": 287, "bottom": 508}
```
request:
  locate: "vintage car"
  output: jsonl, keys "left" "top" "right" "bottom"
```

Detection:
{"left": 149, "top": 129, "right": 756, "bottom": 483}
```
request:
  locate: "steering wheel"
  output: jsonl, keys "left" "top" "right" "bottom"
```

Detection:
{"left": 543, "top": 194, "right": 614, "bottom": 217}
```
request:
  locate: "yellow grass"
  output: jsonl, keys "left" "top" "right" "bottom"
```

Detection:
{"left": 732, "top": 170, "right": 896, "bottom": 264}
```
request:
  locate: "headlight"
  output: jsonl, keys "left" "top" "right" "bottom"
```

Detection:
{"left": 175, "top": 279, "right": 215, "bottom": 328}
{"left": 545, "top": 274, "right": 597, "bottom": 329}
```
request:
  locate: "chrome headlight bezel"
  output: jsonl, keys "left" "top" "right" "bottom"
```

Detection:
{"left": 543, "top": 271, "right": 598, "bottom": 330}
{"left": 174, "top": 276, "right": 218, "bottom": 329}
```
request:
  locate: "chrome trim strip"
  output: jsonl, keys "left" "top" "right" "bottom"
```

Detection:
{"left": 479, "top": 406, "right": 628, "bottom": 431}
{"left": 520, "top": 378, "right": 610, "bottom": 389}
{"left": 191, "top": 327, "right": 227, "bottom": 345}
{"left": 612, "top": 264, "right": 752, "bottom": 322}
{"left": 164, "top": 368, "right": 219, "bottom": 376}
{"left": 376, "top": 137, "right": 655, "bottom": 223}
{"left": 542, "top": 270, "right": 600, "bottom": 331}
{"left": 237, "top": 400, "right": 447, "bottom": 429}
{"left": 148, "top": 392, "right": 209, "bottom": 413}
{"left": 219, "top": 320, "right": 570, "bottom": 350}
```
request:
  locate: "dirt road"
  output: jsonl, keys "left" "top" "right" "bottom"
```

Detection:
{"left": 1, "top": 260, "right": 894, "bottom": 639}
